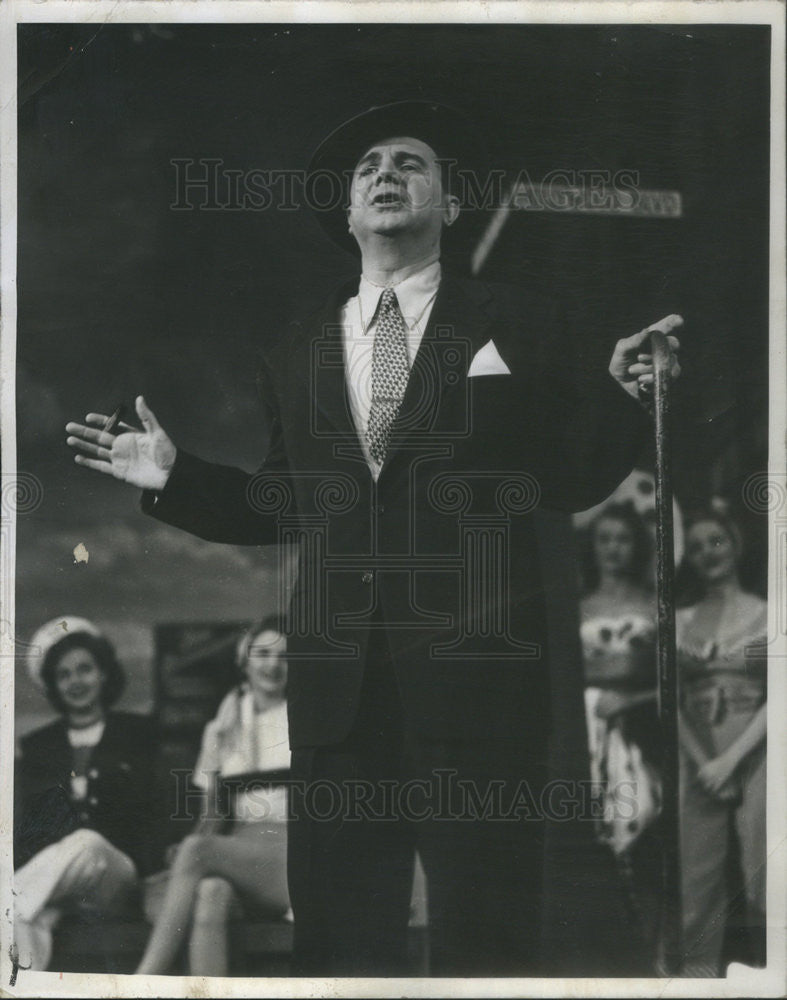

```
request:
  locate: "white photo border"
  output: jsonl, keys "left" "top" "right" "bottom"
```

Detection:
{"left": 1, "top": 2, "right": 784, "bottom": 997}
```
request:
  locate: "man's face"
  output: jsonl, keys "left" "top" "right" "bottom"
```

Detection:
{"left": 347, "top": 136, "right": 458, "bottom": 245}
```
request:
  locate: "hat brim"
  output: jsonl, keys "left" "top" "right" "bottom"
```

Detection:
{"left": 27, "top": 616, "right": 103, "bottom": 690}
{"left": 306, "top": 100, "right": 485, "bottom": 256}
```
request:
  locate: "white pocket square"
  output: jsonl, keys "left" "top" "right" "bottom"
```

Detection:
{"left": 467, "top": 339, "right": 511, "bottom": 377}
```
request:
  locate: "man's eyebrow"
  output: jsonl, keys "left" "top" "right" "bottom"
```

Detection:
{"left": 393, "top": 150, "right": 428, "bottom": 163}
{"left": 355, "top": 151, "right": 382, "bottom": 168}
{"left": 354, "top": 149, "right": 430, "bottom": 169}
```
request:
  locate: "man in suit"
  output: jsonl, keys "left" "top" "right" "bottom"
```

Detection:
{"left": 66, "top": 101, "right": 682, "bottom": 976}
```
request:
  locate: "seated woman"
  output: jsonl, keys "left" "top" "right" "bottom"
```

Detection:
{"left": 136, "top": 617, "right": 290, "bottom": 976}
{"left": 579, "top": 502, "right": 661, "bottom": 956}
{"left": 676, "top": 505, "right": 767, "bottom": 976}
{"left": 14, "top": 617, "right": 157, "bottom": 971}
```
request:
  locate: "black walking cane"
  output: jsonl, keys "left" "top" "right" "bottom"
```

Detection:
{"left": 650, "top": 329, "right": 683, "bottom": 975}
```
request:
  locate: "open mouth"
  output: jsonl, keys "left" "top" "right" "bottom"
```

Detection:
{"left": 372, "top": 191, "right": 404, "bottom": 206}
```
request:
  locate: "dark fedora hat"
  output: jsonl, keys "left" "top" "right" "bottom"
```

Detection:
{"left": 306, "top": 100, "right": 484, "bottom": 255}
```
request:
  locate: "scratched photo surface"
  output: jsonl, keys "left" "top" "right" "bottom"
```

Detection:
{"left": 12, "top": 20, "right": 771, "bottom": 983}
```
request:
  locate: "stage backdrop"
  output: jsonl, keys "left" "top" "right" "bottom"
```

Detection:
{"left": 15, "top": 23, "right": 770, "bottom": 733}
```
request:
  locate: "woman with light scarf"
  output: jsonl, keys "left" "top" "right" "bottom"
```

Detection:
{"left": 137, "top": 619, "right": 290, "bottom": 976}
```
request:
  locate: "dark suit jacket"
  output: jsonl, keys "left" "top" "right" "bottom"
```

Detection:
{"left": 15, "top": 711, "right": 159, "bottom": 874}
{"left": 144, "top": 275, "right": 649, "bottom": 751}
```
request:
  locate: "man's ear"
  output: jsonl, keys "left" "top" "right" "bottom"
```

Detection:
{"left": 443, "top": 195, "right": 460, "bottom": 227}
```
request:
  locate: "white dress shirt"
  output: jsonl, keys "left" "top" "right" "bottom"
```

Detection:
{"left": 193, "top": 690, "right": 290, "bottom": 824}
{"left": 339, "top": 260, "right": 441, "bottom": 479}
{"left": 67, "top": 720, "right": 106, "bottom": 800}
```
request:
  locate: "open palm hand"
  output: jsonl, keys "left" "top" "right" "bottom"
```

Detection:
{"left": 66, "top": 396, "right": 176, "bottom": 492}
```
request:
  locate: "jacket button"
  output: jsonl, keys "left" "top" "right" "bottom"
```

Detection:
{"left": 375, "top": 504, "right": 385, "bottom": 516}
{"left": 361, "top": 571, "right": 374, "bottom": 585}
{"left": 88, "top": 796, "right": 98, "bottom": 806}
{"left": 88, "top": 768, "right": 98, "bottom": 779}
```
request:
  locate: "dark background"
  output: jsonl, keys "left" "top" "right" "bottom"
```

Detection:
{"left": 16, "top": 22, "right": 771, "bottom": 730}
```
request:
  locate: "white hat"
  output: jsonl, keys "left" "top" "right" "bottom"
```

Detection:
{"left": 27, "top": 616, "right": 102, "bottom": 691}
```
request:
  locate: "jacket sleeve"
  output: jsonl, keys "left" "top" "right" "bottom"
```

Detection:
{"left": 140, "top": 358, "right": 294, "bottom": 546}
{"left": 511, "top": 297, "right": 653, "bottom": 513}
{"left": 534, "top": 363, "right": 652, "bottom": 513}
{"left": 14, "top": 730, "right": 81, "bottom": 869}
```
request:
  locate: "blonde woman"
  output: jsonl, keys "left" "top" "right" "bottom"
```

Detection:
{"left": 677, "top": 507, "right": 766, "bottom": 976}
{"left": 137, "top": 618, "right": 291, "bottom": 976}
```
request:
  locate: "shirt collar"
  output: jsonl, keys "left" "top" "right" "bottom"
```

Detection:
{"left": 357, "top": 259, "right": 441, "bottom": 334}
{"left": 67, "top": 719, "right": 106, "bottom": 747}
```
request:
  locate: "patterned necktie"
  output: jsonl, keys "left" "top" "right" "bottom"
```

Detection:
{"left": 367, "top": 288, "right": 410, "bottom": 466}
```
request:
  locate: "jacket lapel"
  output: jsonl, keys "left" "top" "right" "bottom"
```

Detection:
{"left": 45, "top": 721, "right": 71, "bottom": 771}
{"left": 306, "top": 273, "right": 496, "bottom": 472}
{"left": 88, "top": 713, "right": 114, "bottom": 769}
{"left": 308, "top": 278, "right": 364, "bottom": 446}
{"left": 380, "top": 275, "right": 495, "bottom": 475}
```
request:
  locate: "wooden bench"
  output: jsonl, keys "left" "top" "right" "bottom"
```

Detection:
{"left": 50, "top": 917, "right": 294, "bottom": 976}
{"left": 51, "top": 918, "right": 429, "bottom": 977}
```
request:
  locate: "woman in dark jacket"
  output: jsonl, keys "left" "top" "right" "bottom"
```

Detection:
{"left": 14, "top": 617, "right": 158, "bottom": 970}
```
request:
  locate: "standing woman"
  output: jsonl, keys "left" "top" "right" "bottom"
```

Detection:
{"left": 579, "top": 502, "right": 661, "bottom": 956}
{"left": 677, "top": 506, "right": 767, "bottom": 976}
{"left": 14, "top": 617, "right": 157, "bottom": 970}
{"left": 136, "top": 618, "right": 291, "bottom": 976}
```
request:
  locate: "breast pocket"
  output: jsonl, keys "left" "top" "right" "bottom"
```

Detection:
{"left": 468, "top": 374, "right": 525, "bottom": 437}
{"left": 459, "top": 375, "right": 544, "bottom": 480}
